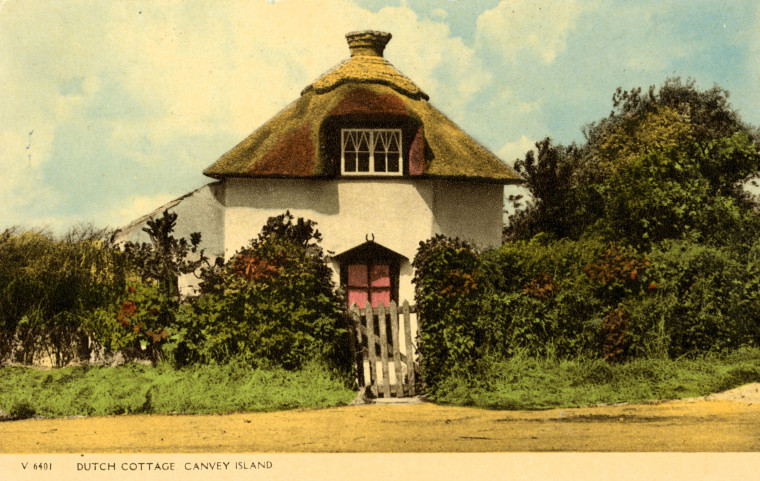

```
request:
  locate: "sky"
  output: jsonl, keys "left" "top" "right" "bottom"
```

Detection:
{"left": 1, "top": 0, "right": 759, "bottom": 233}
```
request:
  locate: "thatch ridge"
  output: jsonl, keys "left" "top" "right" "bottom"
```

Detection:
{"left": 302, "top": 56, "right": 429, "bottom": 101}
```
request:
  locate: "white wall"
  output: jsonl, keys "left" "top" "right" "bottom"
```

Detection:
{"left": 114, "top": 178, "right": 504, "bottom": 301}
{"left": 432, "top": 180, "right": 504, "bottom": 250}
{"left": 112, "top": 183, "right": 226, "bottom": 260}
{"left": 224, "top": 178, "right": 436, "bottom": 260}
{"left": 224, "top": 178, "right": 438, "bottom": 302}
{"left": 224, "top": 178, "right": 503, "bottom": 301}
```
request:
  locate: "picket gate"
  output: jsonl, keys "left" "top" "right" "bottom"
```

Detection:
{"left": 348, "top": 300, "right": 422, "bottom": 398}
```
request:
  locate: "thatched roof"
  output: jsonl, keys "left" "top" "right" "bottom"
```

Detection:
{"left": 204, "top": 31, "right": 521, "bottom": 184}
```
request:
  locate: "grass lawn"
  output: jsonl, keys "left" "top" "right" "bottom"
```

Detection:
{"left": 4, "top": 349, "right": 760, "bottom": 418}
{"left": 0, "top": 360, "right": 355, "bottom": 419}
{"left": 430, "top": 348, "right": 760, "bottom": 410}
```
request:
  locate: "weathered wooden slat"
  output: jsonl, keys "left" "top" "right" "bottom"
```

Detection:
{"left": 377, "top": 303, "right": 391, "bottom": 398}
{"left": 364, "top": 301, "right": 378, "bottom": 398}
{"left": 389, "top": 301, "right": 403, "bottom": 397}
{"left": 347, "top": 305, "right": 361, "bottom": 390}
{"left": 403, "top": 300, "right": 415, "bottom": 396}
{"left": 350, "top": 305, "right": 362, "bottom": 386}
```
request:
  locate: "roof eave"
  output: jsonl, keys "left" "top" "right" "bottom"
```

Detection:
{"left": 202, "top": 172, "right": 524, "bottom": 184}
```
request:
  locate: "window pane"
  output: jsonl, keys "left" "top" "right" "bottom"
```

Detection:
{"left": 374, "top": 152, "right": 387, "bottom": 172}
{"left": 348, "top": 289, "right": 369, "bottom": 308}
{"left": 348, "top": 264, "right": 368, "bottom": 287}
{"left": 358, "top": 131, "right": 370, "bottom": 151}
{"left": 357, "top": 152, "right": 370, "bottom": 172}
{"left": 389, "top": 131, "right": 400, "bottom": 152}
{"left": 341, "top": 129, "right": 402, "bottom": 175}
{"left": 371, "top": 288, "right": 391, "bottom": 307}
{"left": 344, "top": 152, "right": 357, "bottom": 172}
{"left": 370, "top": 264, "right": 390, "bottom": 287}
{"left": 387, "top": 152, "right": 399, "bottom": 173}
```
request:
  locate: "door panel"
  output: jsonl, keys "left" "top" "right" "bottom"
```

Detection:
{"left": 347, "top": 263, "right": 392, "bottom": 307}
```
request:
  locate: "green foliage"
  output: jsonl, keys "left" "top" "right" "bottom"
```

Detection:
{"left": 79, "top": 280, "right": 175, "bottom": 363}
{"left": 412, "top": 235, "right": 480, "bottom": 390}
{"left": 505, "top": 139, "right": 601, "bottom": 241}
{"left": 176, "top": 212, "right": 349, "bottom": 371}
{"left": 258, "top": 210, "right": 323, "bottom": 247}
{"left": 606, "top": 78, "right": 746, "bottom": 144}
{"left": 122, "top": 210, "right": 207, "bottom": 305}
{"left": 506, "top": 78, "right": 760, "bottom": 246}
{"left": 591, "top": 105, "right": 693, "bottom": 174}
{"left": 598, "top": 141, "right": 760, "bottom": 250}
{"left": 0, "top": 226, "right": 126, "bottom": 364}
{"left": 476, "top": 237, "right": 607, "bottom": 360}
{"left": 415, "top": 227, "right": 760, "bottom": 389}
{"left": 602, "top": 308, "right": 628, "bottom": 363}
{"left": 430, "top": 348, "right": 760, "bottom": 410}
{"left": 0, "top": 361, "right": 354, "bottom": 417}
{"left": 625, "top": 241, "right": 760, "bottom": 357}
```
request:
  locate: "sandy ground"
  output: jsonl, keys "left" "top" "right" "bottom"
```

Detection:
{"left": 2, "top": 384, "right": 760, "bottom": 453}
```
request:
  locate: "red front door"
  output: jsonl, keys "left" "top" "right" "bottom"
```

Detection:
{"left": 347, "top": 263, "right": 391, "bottom": 308}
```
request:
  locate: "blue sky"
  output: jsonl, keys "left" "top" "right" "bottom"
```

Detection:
{"left": 1, "top": 0, "right": 759, "bottom": 232}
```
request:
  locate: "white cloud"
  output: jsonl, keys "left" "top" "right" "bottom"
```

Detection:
{"left": 498, "top": 135, "right": 535, "bottom": 165}
{"left": 0, "top": 129, "right": 56, "bottom": 227}
{"left": 475, "top": 0, "right": 587, "bottom": 64}
{"left": 363, "top": 5, "right": 492, "bottom": 118}
{"left": 0, "top": 0, "right": 490, "bottom": 230}
{"left": 5, "top": 0, "right": 754, "bottom": 234}
{"left": 102, "top": 193, "right": 178, "bottom": 229}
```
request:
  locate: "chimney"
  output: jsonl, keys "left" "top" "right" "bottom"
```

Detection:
{"left": 345, "top": 30, "right": 391, "bottom": 58}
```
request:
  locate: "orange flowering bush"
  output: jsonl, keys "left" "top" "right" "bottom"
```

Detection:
{"left": 114, "top": 283, "right": 170, "bottom": 350}
{"left": 583, "top": 243, "right": 650, "bottom": 286}
{"left": 524, "top": 272, "right": 560, "bottom": 300}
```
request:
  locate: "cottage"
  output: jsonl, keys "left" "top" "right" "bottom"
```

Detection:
{"left": 115, "top": 30, "right": 521, "bottom": 305}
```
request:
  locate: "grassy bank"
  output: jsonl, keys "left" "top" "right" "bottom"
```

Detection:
{"left": 431, "top": 348, "right": 760, "bottom": 410}
{"left": 0, "top": 361, "right": 355, "bottom": 419}
{"left": 5, "top": 349, "right": 760, "bottom": 418}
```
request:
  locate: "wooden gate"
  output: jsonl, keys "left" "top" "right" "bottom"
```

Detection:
{"left": 348, "top": 300, "right": 422, "bottom": 398}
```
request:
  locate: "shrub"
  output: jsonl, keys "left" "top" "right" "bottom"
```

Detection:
{"left": 475, "top": 236, "right": 609, "bottom": 360}
{"left": 412, "top": 235, "right": 480, "bottom": 390}
{"left": 627, "top": 240, "right": 760, "bottom": 357}
{"left": 0, "top": 226, "right": 126, "bottom": 365}
{"left": 174, "top": 212, "right": 349, "bottom": 371}
{"left": 602, "top": 308, "right": 628, "bottom": 363}
{"left": 122, "top": 210, "right": 207, "bottom": 305}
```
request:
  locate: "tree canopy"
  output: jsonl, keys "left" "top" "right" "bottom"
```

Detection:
{"left": 505, "top": 77, "right": 760, "bottom": 250}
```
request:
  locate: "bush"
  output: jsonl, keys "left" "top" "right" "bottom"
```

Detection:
{"left": 598, "top": 142, "right": 760, "bottom": 251}
{"left": 81, "top": 280, "right": 175, "bottom": 363}
{"left": 602, "top": 308, "right": 628, "bottom": 363}
{"left": 174, "top": 212, "right": 350, "bottom": 372}
{"left": 625, "top": 240, "right": 760, "bottom": 357}
{"left": 476, "top": 236, "right": 609, "bottom": 359}
{"left": 414, "top": 230, "right": 760, "bottom": 386}
{"left": 412, "top": 235, "right": 480, "bottom": 390}
{"left": 0, "top": 226, "right": 126, "bottom": 365}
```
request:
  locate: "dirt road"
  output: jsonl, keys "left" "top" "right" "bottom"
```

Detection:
{"left": 2, "top": 395, "right": 760, "bottom": 452}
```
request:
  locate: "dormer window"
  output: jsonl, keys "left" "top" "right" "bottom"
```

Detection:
{"left": 341, "top": 128, "right": 402, "bottom": 175}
